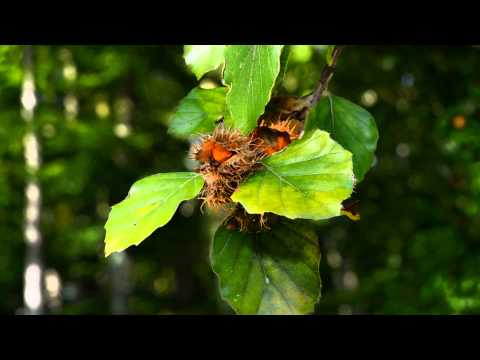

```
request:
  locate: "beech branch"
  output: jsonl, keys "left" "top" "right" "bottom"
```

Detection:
{"left": 304, "top": 45, "right": 345, "bottom": 109}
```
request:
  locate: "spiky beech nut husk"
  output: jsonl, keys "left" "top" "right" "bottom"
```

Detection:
{"left": 191, "top": 95, "right": 312, "bottom": 210}
{"left": 251, "top": 126, "right": 291, "bottom": 156}
{"left": 259, "top": 116, "right": 304, "bottom": 140}
{"left": 251, "top": 95, "right": 309, "bottom": 156}
{"left": 266, "top": 95, "right": 310, "bottom": 116}
{"left": 253, "top": 116, "right": 304, "bottom": 156}
{"left": 223, "top": 205, "right": 276, "bottom": 233}
{"left": 265, "top": 95, "right": 311, "bottom": 123}
{"left": 191, "top": 125, "right": 265, "bottom": 209}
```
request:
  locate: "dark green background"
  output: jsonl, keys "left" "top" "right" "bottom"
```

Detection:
{"left": 1, "top": 45, "right": 479, "bottom": 314}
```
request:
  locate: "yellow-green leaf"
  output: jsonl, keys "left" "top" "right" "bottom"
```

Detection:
{"left": 306, "top": 95, "right": 379, "bottom": 182}
{"left": 104, "top": 172, "right": 204, "bottom": 257}
{"left": 232, "top": 129, "right": 354, "bottom": 220}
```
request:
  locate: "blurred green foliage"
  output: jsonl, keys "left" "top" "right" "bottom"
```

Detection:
{"left": 0, "top": 45, "right": 479, "bottom": 314}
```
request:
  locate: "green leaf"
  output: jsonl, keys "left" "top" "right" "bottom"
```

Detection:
{"left": 104, "top": 172, "right": 204, "bottom": 257}
{"left": 184, "top": 45, "right": 225, "bottom": 80}
{"left": 211, "top": 218, "right": 321, "bottom": 315}
{"left": 168, "top": 86, "right": 227, "bottom": 139}
{"left": 232, "top": 129, "right": 354, "bottom": 220}
{"left": 305, "top": 95, "right": 379, "bottom": 182}
{"left": 224, "top": 45, "right": 283, "bottom": 134}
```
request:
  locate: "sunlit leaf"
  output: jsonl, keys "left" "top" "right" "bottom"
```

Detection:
{"left": 305, "top": 95, "right": 379, "bottom": 182}
{"left": 232, "top": 129, "right": 354, "bottom": 220}
{"left": 168, "top": 86, "right": 227, "bottom": 139}
{"left": 224, "top": 45, "right": 283, "bottom": 134}
{"left": 211, "top": 218, "right": 321, "bottom": 315}
{"left": 184, "top": 45, "right": 225, "bottom": 80}
{"left": 104, "top": 172, "right": 204, "bottom": 257}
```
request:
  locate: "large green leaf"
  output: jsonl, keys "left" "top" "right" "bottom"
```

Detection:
{"left": 168, "top": 86, "right": 227, "bottom": 139}
{"left": 104, "top": 172, "right": 204, "bottom": 257}
{"left": 211, "top": 218, "right": 321, "bottom": 315}
{"left": 232, "top": 129, "right": 354, "bottom": 220}
{"left": 184, "top": 45, "right": 225, "bottom": 80}
{"left": 223, "top": 45, "right": 283, "bottom": 134}
{"left": 305, "top": 95, "right": 379, "bottom": 182}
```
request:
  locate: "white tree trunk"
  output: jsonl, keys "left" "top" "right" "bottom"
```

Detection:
{"left": 21, "top": 45, "right": 44, "bottom": 315}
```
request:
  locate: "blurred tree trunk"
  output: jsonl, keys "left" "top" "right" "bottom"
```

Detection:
{"left": 109, "top": 252, "right": 132, "bottom": 314}
{"left": 21, "top": 45, "right": 44, "bottom": 315}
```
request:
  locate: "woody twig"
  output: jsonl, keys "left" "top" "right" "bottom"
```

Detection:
{"left": 304, "top": 45, "right": 345, "bottom": 110}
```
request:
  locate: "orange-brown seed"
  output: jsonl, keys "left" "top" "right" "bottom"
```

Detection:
{"left": 212, "top": 143, "right": 233, "bottom": 163}
{"left": 196, "top": 139, "right": 215, "bottom": 163}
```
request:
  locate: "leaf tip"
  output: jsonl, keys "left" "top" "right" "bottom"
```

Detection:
{"left": 104, "top": 247, "right": 113, "bottom": 258}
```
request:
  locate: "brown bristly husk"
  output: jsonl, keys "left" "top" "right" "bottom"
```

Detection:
{"left": 190, "top": 95, "right": 310, "bottom": 217}
{"left": 257, "top": 94, "right": 310, "bottom": 141}
{"left": 258, "top": 116, "right": 303, "bottom": 140}
{"left": 191, "top": 125, "right": 265, "bottom": 210}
